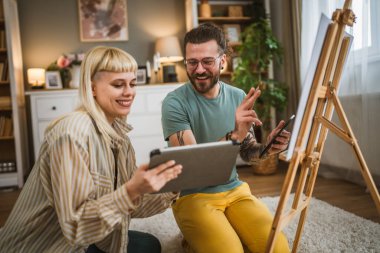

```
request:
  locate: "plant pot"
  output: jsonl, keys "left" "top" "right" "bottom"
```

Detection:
{"left": 250, "top": 154, "right": 278, "bottom": 175}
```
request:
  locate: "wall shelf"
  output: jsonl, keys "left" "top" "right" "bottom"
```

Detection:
{"left": 198, "top": 17, "right": 251, "bottom": 22}
{"left": 221, "top": 71, "right": 232, "bottom": 76}
{"left": 0, "top": 106, "right": 12, "bottom": 111}
{"left": 0, "top": 136, "right": 13, "bottom": 140}
{"left": 196, "top": 1, "right": 252, "bottom": 5}
{"left": 0, "top": 81, "right": 10, "bottom": 86}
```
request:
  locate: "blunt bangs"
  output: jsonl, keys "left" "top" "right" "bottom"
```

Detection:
{"left": 89, "top": 47, "right": 138, "bottom": 79}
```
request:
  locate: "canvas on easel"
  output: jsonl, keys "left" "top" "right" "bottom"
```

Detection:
{"left": 265, "top": 1, "right": 380, "bottom": 252}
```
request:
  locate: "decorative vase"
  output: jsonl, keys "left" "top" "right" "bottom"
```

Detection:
{"left": 60, "top": 68, "right": 71, "bottom": 89}
{"left": 199, "top": 1, "right": 211, "bottom": 18}
{"left": 69, "top": 65, "right": 81, "bottom": 89}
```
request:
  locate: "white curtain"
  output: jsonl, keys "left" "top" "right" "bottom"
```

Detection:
{"left": 301, "top": 0, "right": 380, "bottom": 185}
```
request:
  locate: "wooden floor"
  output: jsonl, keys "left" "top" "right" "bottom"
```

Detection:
{"left": 239, "top": 162, "right": 379, "bottom": 224}
{"left": 0, "top": 162, "right": 379, "bottom": 228}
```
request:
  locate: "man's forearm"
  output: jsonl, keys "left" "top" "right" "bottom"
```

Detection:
{"left": 238, "top": 126, "right": 266, "bottom": 162}
{"left": 239, "top": 134, "right": 264, "bottom": 162}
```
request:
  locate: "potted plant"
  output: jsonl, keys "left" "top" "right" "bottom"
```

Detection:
{"left": 232, "top": 18, "right": 287, "bottom": 174}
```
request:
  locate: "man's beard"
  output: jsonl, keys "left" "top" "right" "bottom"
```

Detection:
{"left": 187, "top": 71, "right": 220, "bottom": 94}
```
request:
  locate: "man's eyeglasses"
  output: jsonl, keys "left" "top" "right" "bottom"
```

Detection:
{"left": 184, "top": 55, "right": 222, "bottom": 70}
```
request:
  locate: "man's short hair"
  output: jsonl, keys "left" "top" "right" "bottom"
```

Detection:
{"left": 184, "top": 23, "right": 228, "bottom": 56}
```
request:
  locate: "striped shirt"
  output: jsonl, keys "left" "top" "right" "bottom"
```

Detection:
{"left": 0, "top": 111, "right": 177, "bottom": 253}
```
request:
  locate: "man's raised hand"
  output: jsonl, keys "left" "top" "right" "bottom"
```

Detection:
{"left": 233, "top": 87, "right": 262, "bottom": 142}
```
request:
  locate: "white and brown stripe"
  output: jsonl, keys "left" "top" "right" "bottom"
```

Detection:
{"left": 0, "top": 111, "right": 177, "bottom": 253}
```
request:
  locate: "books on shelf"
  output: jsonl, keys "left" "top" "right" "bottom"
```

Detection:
{"left": 0, "top": 30, "right": 5, "bottom": 49}
{"left": 0, "top": 62, "right": 3, "bottom": 80}
{"left": 0, "top": 116, "right": 13, "bottom": 137}
{"left": 0, "top": 96, "right": 11, "bottom": 107}
{"left": 0, "top": 59, "right": 8, "bottom": 81}
{"left": 0, "top": 1, "right": 3, "bottom": 20}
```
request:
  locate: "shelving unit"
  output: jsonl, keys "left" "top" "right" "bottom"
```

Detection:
{"left": 185, "top": 0, "right": 255, "bottom": 81}
{"left": 0, "top": 0, "right": 28, "bottom": 188}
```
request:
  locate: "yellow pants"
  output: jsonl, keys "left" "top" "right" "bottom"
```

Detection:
{"left": 172, "top": 183, "right": 290, "bottom": 253}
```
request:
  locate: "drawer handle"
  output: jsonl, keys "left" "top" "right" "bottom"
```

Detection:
{"left": 51, "top": 106, "right": 56, "bottom": 110}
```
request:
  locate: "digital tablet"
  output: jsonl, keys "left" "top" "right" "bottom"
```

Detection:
{"left": 149, "top": 141, "right": 240, "bottom": 193}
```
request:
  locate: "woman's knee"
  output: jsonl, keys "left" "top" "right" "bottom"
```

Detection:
{"left": 127, "top": 230, "right": 161, "bottom": 253}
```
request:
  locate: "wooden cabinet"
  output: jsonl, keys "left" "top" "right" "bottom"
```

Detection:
{"left": 0, "top": 0, "right": 28, "bottom": 188}
{"left": 26, "top": 83, "right": 182, "bottom": 166}
{"left": 185, "top": 0, "right": 255, "bottom": 81}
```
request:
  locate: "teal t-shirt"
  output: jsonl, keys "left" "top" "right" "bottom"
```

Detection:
{"left": 161, "top": 81, "right": 246, "bottom": 196}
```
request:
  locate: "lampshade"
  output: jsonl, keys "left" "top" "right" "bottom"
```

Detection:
{"left": 155, "top": 36, "right": 184, "bottom": 63}
{"left": 27, "top": 68, "right": 45, "bottom": 88}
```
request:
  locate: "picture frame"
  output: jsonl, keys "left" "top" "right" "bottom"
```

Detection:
{"left": 78, "top": 0, "right": 129, "bottom": 42}
{"left": 232, "top": 57, "right": 241, "bottom": 71}
{"left": 223, "top": 24, "right": 241, "bottom": 44}
{"left": 136, "top": 66, "right": 147, "bottom": 85}
{"left": 45, "top": 71, "right": 63, "bottom": 89}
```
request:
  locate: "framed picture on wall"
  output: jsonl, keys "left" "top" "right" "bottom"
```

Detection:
{"left": 136, "top": 66, "right": 147, "bottom": 85}
{"left": 45, "top": 71, "right": 63, "bottom": 89}
{"left": 223, "top": 24, "right": 241, "bottom": 44}
{"left": 78, "top": 0, "right": 129, "bottom": 42}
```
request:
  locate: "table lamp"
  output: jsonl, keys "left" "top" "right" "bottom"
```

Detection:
{"left": 155, "top": 36, "right": 184, "bottom": 83}
{"left": 27, "top": 68, "right": 45, "bottom": 89}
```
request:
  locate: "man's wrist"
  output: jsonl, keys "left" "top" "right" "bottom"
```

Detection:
{"left": 231, "top": 131, "right": 240, "bottom": 142}
{"left": 225, "top": 131, "right": 237, "bottom": 141}
{"left": 225, "top": 131, "right": 233, "bottom": 141}
{"left": 226, "top": 130, "right": 242, "bottom": 142}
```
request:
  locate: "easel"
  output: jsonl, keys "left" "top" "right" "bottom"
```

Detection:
{"left": 265, "top": 0, "right": 380, "bottom": 252}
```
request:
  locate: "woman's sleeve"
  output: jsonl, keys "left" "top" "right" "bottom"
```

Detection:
{"left": 48, "top": 134, "right": 136, "bottom": 247}
{"left": 131, "top": 192, "right": 179, "bottom": 218}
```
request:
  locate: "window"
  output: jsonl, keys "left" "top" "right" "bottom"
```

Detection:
{"left": 347, "top": 0, "right": 380, "bottom": 60}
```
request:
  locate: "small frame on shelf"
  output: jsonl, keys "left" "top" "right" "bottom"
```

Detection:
{"left": 223, "top": 24, "right": 241, "bottom": 44}
{"left": 45, "top": 71, "right": 63, "bottom": 89}
{"left": 232, "top": 57, "right": 241, "bottom": 71}
{"left": 136, "top": 66, "right": 147, "bottom": 85}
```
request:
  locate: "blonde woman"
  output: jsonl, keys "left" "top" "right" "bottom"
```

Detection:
{"left": 0, "top": 46, "right": 182, "bottom": 253}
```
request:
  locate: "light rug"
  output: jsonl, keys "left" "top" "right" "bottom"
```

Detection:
{"left": 129, "top": 195, "right": 380, "bottom": 253}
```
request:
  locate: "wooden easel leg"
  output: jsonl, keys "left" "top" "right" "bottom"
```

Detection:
{"left": 331, "top": 92, "right": 380, "bottom": 214}
{"left": 291, "top": 156, "right": 320, "bottom": 252}
{"left": 265, "top": 156, "right": 301, "bottom": 253}
{"left": 291, "top": 210, "right": 307, "bottom": 253}
{"left": 292, "top": 166, "right": 308, "bottom": 209}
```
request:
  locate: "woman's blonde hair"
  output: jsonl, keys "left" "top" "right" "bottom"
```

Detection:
{"left": 79, "top": 46, "right": 137, "bottom": 144}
